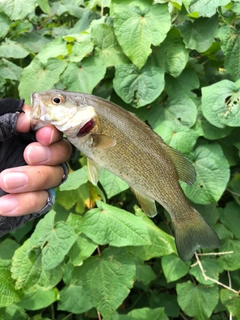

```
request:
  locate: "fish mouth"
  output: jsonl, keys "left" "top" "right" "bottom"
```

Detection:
{"left": 77, "top": 118, "right": 95, "bottom": 137}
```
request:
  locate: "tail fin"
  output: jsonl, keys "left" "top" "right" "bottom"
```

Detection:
{"left": 174, "top": 208, "right": 220, "bottom": 262}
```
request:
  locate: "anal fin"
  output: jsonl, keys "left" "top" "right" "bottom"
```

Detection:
{"left": 131, "top": 188, "right": 157, "bottom": 218}
{"left": 87, "top": 158, "right": 102, "bottom": 186}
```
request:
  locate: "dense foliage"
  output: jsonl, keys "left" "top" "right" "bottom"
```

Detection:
{"left": 0, "top": 0, "right": 240, "bottom": 319}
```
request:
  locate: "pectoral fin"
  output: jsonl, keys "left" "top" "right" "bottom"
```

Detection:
{"left": 161, "top": 143, "right": 196, "bottom": 185}
{"left": 87, "top": 158, "right": 102, "bottom": 186}
{"left": 131, "top": 188, "right": 157, "bottom": 218}
{"left": 92, "top": 134, "right": 116, "bottom": 148}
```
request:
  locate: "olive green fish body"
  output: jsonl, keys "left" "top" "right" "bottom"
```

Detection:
{"left": 31, "top": 90, "right": 220, "bottom": 261}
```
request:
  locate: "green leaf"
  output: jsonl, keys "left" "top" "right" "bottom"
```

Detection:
{"left": 218, "top": 25, "right": 240, "bottom": 82}
{"left": 135, "top": 264, "right": 156, "bottom": 285}
{"left": 37, "top": 0, "right": 51, "bottom": 15}
{"left": 228, "top": 173, "right": 240, "bottom": 206}
{"left": 0, "top": 239, "right": 19, "bottom": 260}
{"left": 81, "top": 201, "right": 151, "bottom": 246}
{"left": 0, "top": 260, "right": 21, "bottom": 307}
{"left": 154, "top": 26, "right": 189, "bottom": 77}
{"left": 181, "top": 143, "right": 230, "bottom": 204}
{"left": 218, "top": 239, "right": 240, "bottom": 271}
{"left": 154, "top": 120, "right": 199, "bottom": 154}
{"left": 178, "top": 15, "right": 218, "bottom": 52}
{"left": 0, "top": 12, "right": 11, "bottom": 38}
{"left": 113, "top": 63, "right": 164, "bottom": 107}
{"left": 4, "top": 305, "right": 27, "bottom": 320}
{"left": 114, "top": 307, "right": 169, "bottom": 320}
{"left": 201, "top": 80, "right": 240, "bottom": 128}
{"left": 99, "top": 169, "right": 129, "bottom": 198}
{"left": 220, "top": 289, "right": 240, "bottom": 319}
{"left": 60, "top": 166, "right": 89, "bottom": 191}
{"left": 188, "top": 0, "right": 229, "bottom": 17}
{"left": 128, "top": 207, "right": 176, "bottom": 260}
{"left": 0, "top": 39, "right": 29, "bottom": 59}
{"left": 189, "top": 257, "right": 223, "bottom": 285}
{"left": 161, "top": 254, "right": 190, "bottom": 282}
{"left": 0, "top": 59, "right": 22, "bottom": 81}
{"left": 16, "top": 32, "right": 50, "bottom": 53}
{"left": 219, "top": 201, "right": 240, "bottom": 239}
{"left": 17, "top": 286, "right": 57, "bottom": 310}
{"left": 91, "top": 23, "right": 128, "bottom": 67}
{"left": 71, "top": 247, "right": 136, "bottom": 318}
{"left": 1, "top": 0, "right": 36, "bottom": 20}
{"left": 58, "top": 284, "right": 93, "bottom": 314}
{"left": 177, "top": 281, "right": 219, "bottom": 320}
{"left": 67, "top": 40, "right": 93, "bottom": 63}
{"left": 113, "top": 1, "right": 170, "bottom": 69}
{"left": 29, "top": 210, "right": 77, "bottom": 270}
{"left": 19, "top": 58, "right": 67, "bottom": 104}
{"left": 36, "top": 38, "right": 68, "bottom": 64}
{"left": 61, "top": 56, "right": 106, "bottom": 94}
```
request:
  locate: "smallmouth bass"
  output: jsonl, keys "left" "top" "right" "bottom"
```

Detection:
{"left": 31, "top": 89, "right": 220, "bottom": 261}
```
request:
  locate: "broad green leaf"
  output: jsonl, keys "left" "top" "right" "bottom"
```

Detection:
{"left": 201, "top": 80, "right": 240, "bottom": 128}
{"left": 58, "top": 285, "right": 93, "bottom": 313}
{"left": 113, "top": 307, "right": 169, "bottom": 320}
{"left": 91, "top": 23, "right": 128, "bottom": 67}
{"left": 36, "top": 38, "right": 68, "bottom": 64}
{"left": 113, "top": 63, "right": 164, "bottom": 107}
{"left": 19, "top": 58, "right": 67, "bottom": 104}
{"left": 178, "top": 15, "right": 218, "bottom": 52}
{"left": 154, "top": 27, "right": 189, "bottom": 77}
{"left": 219, "top": 201, "right": 240, "bottom": 239}
{"left": 61, "top": 56, "right": 106, "bottom": 94}
{"left": 128, "top": 207, "right": 176, "bottom": 260}
{"left": 135, "top": 264, "right": 156, "bottom": 285}
{"left": 189, "top": 257, "right": 223, "bottom": 285}
{"left": 188, "top": 0, "right": 229, "bottom": 17}
{"left": 99, "top": 169, "right": 129, "bottom": 198}
{"left": 161, "top": 254, "right": 190, "bottom": 282}
{"left": 177, "top": 281, "right": 219, "bottom": 320}
{"left": 81, "top": 201, "right": 151, "bottom": 246}
{"left": 4, "top": 305, "right": 27, "bottom": 320}
{"left": 16, "top": 32, "right": 50, "bottom": 53}
{"left": 164, "top": 70, "right": 199, "bottom": 127}
{"left": 29, "top": 210, "right": 77, "bottom": 270}
{"left": 154, "top": 120, "right": 199, "bottom": 154}
{"left": 0, "top": 260, "right": 21, "bottom": 307}
{"left": 37, "top": 0, "right": 51, "bottom": 14}
{"left": 0, "top": 59, "right": 22, "bottom": 81}
{"left": 0, "top": 12, "right": 11, "bottom": 38}
{"left": 60, "top": 166, "right": 89, "bottom": 191}
{"left": 220, "top": 289, "right": 240, "bottom": 319}
{"left": 71, "top": 247, "right": 136, "bottom": 318}
{"left": 1, "top": 0, "right": 36, "bottom": 20}
{"left": 113, "top": 1, "right": 170, "bottom": 69}
{"left": 181, "top": 143, "right": 230, "bottom": 204}
{"left": 0, "top": 239, "right": 19, "bottom": 260}
{"left": 0, "top": 39, "right": 29, "bottom": 59}
{"left": 17, "top": 286, "right": 57, "bottom": 310}
{"left": 218, "top": 239, "right": 240, "bottom": 271}
{"left": 218, "top": 25, "right": 240, "bottom": 82}
{"left": 67, "top": 41, "right": 93, "bottom": 63}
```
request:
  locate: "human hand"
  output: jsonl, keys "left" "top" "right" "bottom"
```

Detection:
{"left": 0, "top": 104, "right": 72, "bottom": 216}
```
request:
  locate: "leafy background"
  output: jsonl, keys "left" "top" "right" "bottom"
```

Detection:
{"left": 0, "top": 0, "right": 240, "bottom": 319}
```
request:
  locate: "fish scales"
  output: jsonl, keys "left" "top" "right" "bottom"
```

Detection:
{"left": 30, "top": 89, "right": 220, "bottom": 261}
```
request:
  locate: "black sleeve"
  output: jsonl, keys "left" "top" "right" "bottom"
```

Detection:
{"left": 0, "top": 98, "right": 41, "bottom": 237}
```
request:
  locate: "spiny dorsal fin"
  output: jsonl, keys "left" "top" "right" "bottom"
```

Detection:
{"left": 161, "top": 143, "right": 196, "bottom": 185}
{"left": 131, "top": 187, "right": 157, "bottom": 218}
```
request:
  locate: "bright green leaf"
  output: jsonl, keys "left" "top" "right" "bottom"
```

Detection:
{"left": 61, "top": 57, "right": 106, "bottom": 94}
{"left": 220, "top": 289, "right": 240, "bottom": 319}
{"left": 114, "top": 307, "right": 169, "bottom": 320}
{"left": 201, "top": 80, "right": 240, "bottom": 128}
{"left": 36, "top": 38, "right": 68, "bottom": 64}
{"left": 60, "top": 166, "right": 89, "bottom": 191}
{"left": 181, "top": 143, "right": 230, "bottom": 204}
{"left": 162, "top": 254, "right": 190, "bottom": 282}
{"left": 178, "top": 15, "right": 218, "bottom": 52}
{"left": 81, "top": 201, "right": 151, "bottom": 246}
{"left": 68, "top": 41, "right": 93, "bottom": 63}
{"left": 0, "top": 59, "right": 22, "bottom": 81}
{"left": 1, "top": 0, "right": 36, "bottom": 20}
{"left": 19, "top": 58, "right": 67, "bottom": 104}
{"left": 100, "top": 169, "right": 129, "bottom": 198}
{"left": 113, "top": 1, "right": 170, "bottom": 69}
{"left": 0, "top": 12, "right": 11, "bottom": 38}
{"left": 0, "top": 39, "right": 29, "bottom": 59}
{"left": 177, "top": 281, "right": 219, "bottom": 320}
{"left": 113, "top": 63, "right": 164, "bottom": 107}
{"left": 189, "top": 0, "right": 229, "bottom": 17}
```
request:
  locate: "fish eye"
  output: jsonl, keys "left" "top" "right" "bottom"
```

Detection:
{"left": 52, "top": 95, "right": 64, "bottom": 104}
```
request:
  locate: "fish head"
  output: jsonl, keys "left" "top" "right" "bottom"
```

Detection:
{"left": 31, "top": 89, "right": 97, "bottom": 137}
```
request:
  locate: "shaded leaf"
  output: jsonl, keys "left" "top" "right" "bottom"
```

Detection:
{"left": 220, "top": 289, "right": 240, "bottom": 319}
{"left": 218, "top": 239, "right": 240, "bottom": 271}
{"left": 0, "top": 39, "right": 29, "bottom": 59}
{"left": 162, "top": 254, "right": 190, "bottom": 282}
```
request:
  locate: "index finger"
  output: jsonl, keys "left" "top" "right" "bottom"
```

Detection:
{"left": 35, "top": 125, "right": 63, "bottom": 145}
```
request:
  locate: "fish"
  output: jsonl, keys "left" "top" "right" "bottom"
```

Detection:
{"left": 30, "top": 89, "right": 220, "bottom": 261}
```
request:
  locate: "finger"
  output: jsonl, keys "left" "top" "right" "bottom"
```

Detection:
{"left": 0, "top": 165, "right": 64, "bottom": 194}
{"left": 24, "top": 139, "right": 72, "bottom": 165}
{"left": 35, "top": 125, "right": 63, "bottom": 145}
{"left": 15, "top": 104, "right": 31, "bottom": 133}
{"left": 0, "top": 191, "right": 49, "bottom": 216}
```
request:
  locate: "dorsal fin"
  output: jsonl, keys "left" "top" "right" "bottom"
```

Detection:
{"left": 161, "top": 143, "right": 196, "bottom": 185}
